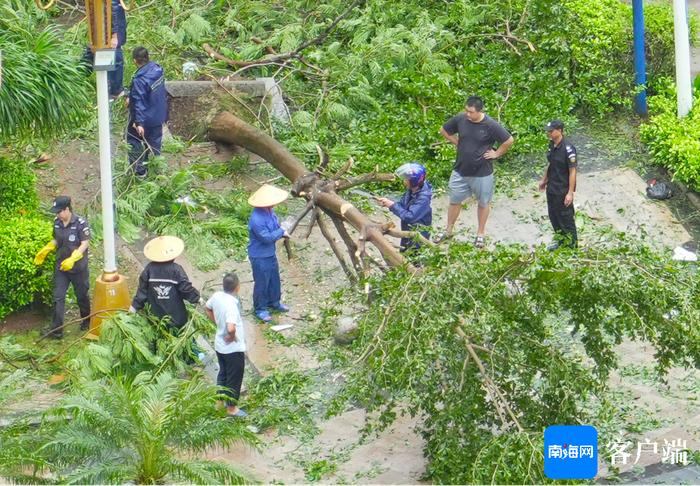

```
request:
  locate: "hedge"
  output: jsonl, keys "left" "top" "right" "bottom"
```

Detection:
{"left": 640, "top": 82, "right": 700, "bottom": 191}
{"left": 0, "top": 216, "right": 54, "bottom": 320}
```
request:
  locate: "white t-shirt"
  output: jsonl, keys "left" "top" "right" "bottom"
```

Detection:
{"left": 206, "top": 291, "right": 245, "bottom": 354}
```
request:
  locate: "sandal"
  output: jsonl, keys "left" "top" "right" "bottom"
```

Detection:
{"left": 432, "top": 231, "right": 452, "bottom": 244}
{"left": 474, "top": 235, "right": 486, "bottom": 249}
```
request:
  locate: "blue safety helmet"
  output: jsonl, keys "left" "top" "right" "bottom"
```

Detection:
{"left": 395, "top": 162, "right": 426, "bottom": 188}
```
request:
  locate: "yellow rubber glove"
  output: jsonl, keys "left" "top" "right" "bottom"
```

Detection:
{"left": 59, "top": 250, "right": 83, "bottom": 272}
{"left": 34, "top": 241, "right": 57, "bottom": 265}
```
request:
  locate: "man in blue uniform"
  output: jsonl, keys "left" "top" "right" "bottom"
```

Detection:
{"left": 247, "top": 184, "right": 291, "bottom": 323}
{"left": 109, "top": 0, "right": 127, "bottom": 99}
{"left": 376, "top": 162, "right": 433, "bottom": 252}
{"left": 538, "top": 119, "right": 578, "bottom": 250}
{"left": 80, "top": 0, "right": 127, "bottom": 99}
{"left": 126, "top": 46, "right": 167, "bottom": 177}
{"left": 34, "top": 196, "right": 91, "bottom": 339}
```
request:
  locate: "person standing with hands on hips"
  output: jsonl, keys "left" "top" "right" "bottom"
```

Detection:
{"left": 247, "top": 184, "right": 291, "bottom": 323}
{"left": 34, "top": 196, "right": 91, "bottom": 339}
{"left": 539, "top": 119, "right": 578, "bottom": 250}
{"left": 205, "top": 272, "right": 248, "bottom": 418}
{"left": 435, "top": 96, "right": 514, "bottom": 248}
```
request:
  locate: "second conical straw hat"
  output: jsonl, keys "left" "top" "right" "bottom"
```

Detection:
{"left": 143, "top": 235, "right": 185, "bottom": 262}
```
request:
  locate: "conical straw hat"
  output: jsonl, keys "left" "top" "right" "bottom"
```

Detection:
{"left": 248, "top": 184, "right": 289, "bottom": 207}
{"left": 143, "top": 235, "right": 185, "bottom": 262}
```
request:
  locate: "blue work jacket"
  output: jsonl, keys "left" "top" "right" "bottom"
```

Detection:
{"left": 129, "top": 61, "right": 167, "bottom": 127}
{"left": 112, "top": 0, "right": 127, "bottom": 47}
{"left": 389, "top": 181, "right": 433, "bottom": 250}
{"left": 247, "top": 208, "right": 285, "bottom": 258}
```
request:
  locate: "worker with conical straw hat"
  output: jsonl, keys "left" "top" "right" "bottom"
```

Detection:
{"left": 130, "top": 235, "right": 200, "bottom": 333}
{"left": 247, "top": 184, "right": 291, "bottom": 322}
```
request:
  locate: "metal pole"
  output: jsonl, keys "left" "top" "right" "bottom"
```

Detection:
{"left": 95, "top": 69, "right": 117, "bottom": 273}
{"left": 633, "top": 0, "right": 647, "bottom": 116}
{"left": 673, "top": 0, "right": 693, "bottom": 117}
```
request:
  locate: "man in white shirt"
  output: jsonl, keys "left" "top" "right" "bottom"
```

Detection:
{"left": 205, "top": 273, "right": 247, "bottom": 418}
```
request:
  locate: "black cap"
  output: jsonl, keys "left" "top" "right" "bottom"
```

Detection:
{"left": 50, "top": 195, "right": 71, "bottom": 213}
{"left": 545, "top": 119, "right": 565, "bottom": 131}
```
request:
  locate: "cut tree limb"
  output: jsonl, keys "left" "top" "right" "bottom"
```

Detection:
{"left": 324, "top": 209, "right": 363, "bottom": 273}
{"left": 287, "top": 200, "right": 315, "bottom": 235}
{"left": 335, "top": 171, "right": 395, "bottom": 191}
{"left": 208, "top": 111, "right": 408, "bottom": 270}
{"left": 316, "top": 212, "right": 357, "bottom": 283}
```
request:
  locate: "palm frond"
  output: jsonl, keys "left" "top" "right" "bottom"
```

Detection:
{"left": 166, "top": 457, "right": 250, "bottom": 485}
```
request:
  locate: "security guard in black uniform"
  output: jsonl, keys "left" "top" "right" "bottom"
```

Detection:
{"left": 538, "top": 120, "right": 578, "bottom": 250}
{"left": 34, "top": 196, "right": 91, "bottom": 338}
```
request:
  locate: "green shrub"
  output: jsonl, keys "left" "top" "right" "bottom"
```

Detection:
{"left": 640, "top": 82, "right": 700, "bottom": 190}
{"left": 0, "top": 216, "right": 54, "bottom": 319}
{"left": 0, "top": 157, "right": 39, "bottom": 216}
{"left": 104, "top": 0, "right": 681, "bottom": 186}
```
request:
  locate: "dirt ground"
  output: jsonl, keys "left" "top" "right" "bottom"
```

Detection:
{"left": 4, "top": 110, "right": 700, "bottom": 483}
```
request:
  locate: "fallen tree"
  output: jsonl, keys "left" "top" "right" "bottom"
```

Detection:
{"left": 209, "top": 110, "right": 416, "bottom": 278}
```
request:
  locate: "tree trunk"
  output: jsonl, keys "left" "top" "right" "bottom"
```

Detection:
{"left": 208, "top": 111, "right": 406, "bottom": 269}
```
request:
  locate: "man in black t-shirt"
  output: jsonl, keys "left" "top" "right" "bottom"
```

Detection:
{"left": 538, "top": 119, "right": 578, "bottom": 250}
{"left": 436, "top": 96, "right": 514, "bottom": 248}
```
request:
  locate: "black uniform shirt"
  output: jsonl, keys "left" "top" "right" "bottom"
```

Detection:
{"left": 53, "top": 214, "right": 90, "bottom": 274}
{"left": 132, "top": 261, "right": 200, "bottom": 328}
{"left": 546, "top": 138, "right": 577, "bottom": 196}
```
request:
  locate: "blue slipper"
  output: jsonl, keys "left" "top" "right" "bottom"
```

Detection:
{"left": 255, "top": 310, "right": 272, "bottom": 322}
{"left": 270, "top": 303, "right": 290, "bottom": 313}
{"left": 227, "top": 409, "right": 248, "bottom": 418}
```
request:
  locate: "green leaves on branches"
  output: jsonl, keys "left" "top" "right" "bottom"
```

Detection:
{"left": 0, "top": 4, "right": 91, "bottom": 140}
{"left": 640, "top": 81, "right": 700, "bottom": 190}
{"left": 329, "top": 236, "right": 700, "bottom": 483}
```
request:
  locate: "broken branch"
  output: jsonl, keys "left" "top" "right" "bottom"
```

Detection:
{"left": 335, "top": 171, "right": 395, "bottom": 191}
{"left": 316, "top": 212, "right": 357, "bottom": 283}
{"left": 287, "top": 200, "right": 315, "bottom": 235}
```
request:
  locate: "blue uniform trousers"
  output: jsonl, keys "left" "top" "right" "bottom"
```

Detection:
{"left": 108, "top": 47, "right": 124, "bottom": 97}
{"left": 250, "top": 255, "right": 281, "bottom": 313}
{"left": 127, "top": 123, "right": 163, "bottom": 176}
